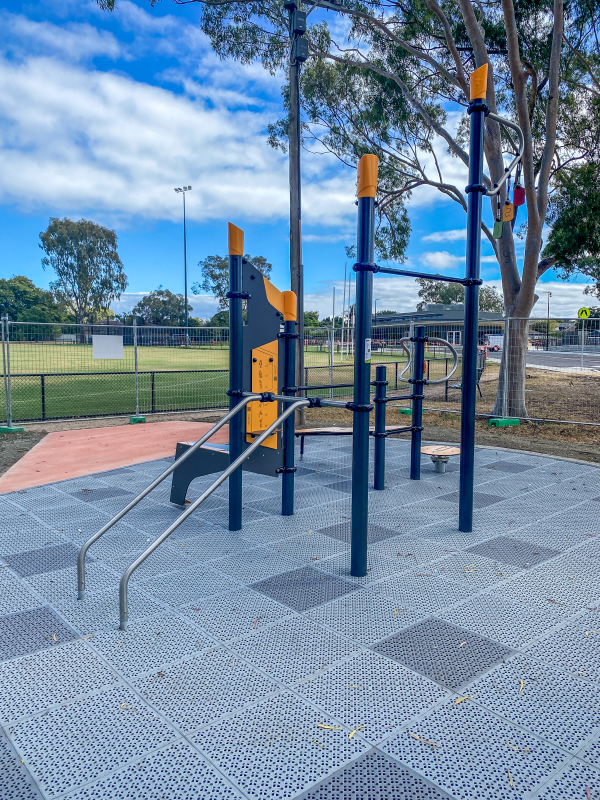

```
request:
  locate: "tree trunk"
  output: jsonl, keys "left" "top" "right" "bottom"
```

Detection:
{"left": 492, "top": 316, "right": 530, "bottom": 417}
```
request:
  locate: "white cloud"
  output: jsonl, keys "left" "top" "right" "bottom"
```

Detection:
{"left": 420, "top": 251, "right": 463, "bottom": 270}
{"left": 110, "top": 291, "right": 219, "bottom": 321}
{"left": 422, "top": 229, "right": 466, "bottom": 243}
{"left": 0, "top": 53, "right": 356, "bottom": 227}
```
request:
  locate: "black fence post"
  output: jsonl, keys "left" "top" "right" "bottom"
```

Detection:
{"left": 151, "top": 372, "right": 155, "bottom": 414}
{"left": 410, "top": 326, "right": 425, "bottom": 480}
{"left": 41, "top": 375, "right": 46, "bottom": 421}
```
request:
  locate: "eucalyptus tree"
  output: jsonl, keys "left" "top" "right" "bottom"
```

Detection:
{"left": 99, "top": 0, "right": 599, "bottom": 416}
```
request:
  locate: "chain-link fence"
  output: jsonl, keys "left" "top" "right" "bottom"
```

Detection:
{"left": 2, "top": 317, "right": 600, "bottom": 425}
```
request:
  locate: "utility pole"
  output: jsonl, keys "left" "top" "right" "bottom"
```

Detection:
{"left": 285, "top": 0, "right": 308, "bottom": 417}
{"left": 174, "top": 185, "right": 192, "bottom": 341}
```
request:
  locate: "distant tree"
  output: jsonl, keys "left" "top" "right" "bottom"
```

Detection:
{"left": 416, "top": 278, "right": 504, "bottom": 313}
{"left": 193, "top": 254, "right": 272, "bottom": 309}
{"left": 130, "top": 288, "right": 193, "bottom": 326}
{"left": 207, "top": 310, "right": 230, "bottom": 327}
{"left": 304, "top": 310, "right": 320, "bottom": 327}
{"left": 39, "top": 217, "right": 127, "bottom": 325}
{"left": 544, "top": 161, "right": 600, "bottom": 298}
{"left": 375, "top": 309, "right": 396, "bottom": 316}
{"left": 0, "top": 276, "right": 69, "bottom": 322}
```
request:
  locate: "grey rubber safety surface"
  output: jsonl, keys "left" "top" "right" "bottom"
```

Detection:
{"left": 1, "top": 439, "right": 599, "bottom": 799}
{"left": 373, "top": 617, "right": 513, "bottom": 689}
{"left": 465, "top": 535, "right": 561, "bottom": 568}
{"left": 251, "top": 565, "right": 359, "bottom": 611}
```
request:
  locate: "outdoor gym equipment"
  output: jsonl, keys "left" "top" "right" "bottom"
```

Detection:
{"left": 76, "top": 63, "right": 524, "bottom": 620}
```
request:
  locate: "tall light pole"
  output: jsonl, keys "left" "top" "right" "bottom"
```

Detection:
{"left": 174, "top": 186, "right": 192, "bottom": 337}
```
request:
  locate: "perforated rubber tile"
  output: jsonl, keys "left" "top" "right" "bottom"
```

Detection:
{"left": 524, "top": 613, "right": 600, "bottom": 682}
{"left": 301, "top": 750, "right": 452, "bottom": 799}
{"left": 193, "top": 692, "right": 369, "bottom": 800}
{"left": 465, "top": 535, "right": 561, "bottom": 568}
{"left": 91, "top": 613, "right": 213, "bottom": 679}
{"left": 211, "top": 546, "right": 303, "bottom": 583}
{"left": 9, "top": 686, "right": 177, "bottom": 798}
{"left": 468, "top": 654, "right": 600, "bottom": 752}
{"left": 373, "top": 617, "right": 513, "bottom": 689}
{"left": 439, "top": 491, "right": 504, "bottom": 508}
{"left": 268, "top": 532, "right": 349, "bottom": 563}
{"left": 251, "top": 566, "right": 359, "bottom": 612}
{"left": 484, "top": 460, "right": 536, "bottom": 473}
{"left": 68, "top": 487, "right": 134, "bottom": 503}
{"left": 132, "top": 647, "right": 278, "bottom": 734}
{"left": 0, "top": 732, "right": 42, "bottom": 800}
{"left": 230, "top": 616, "right": 360, "bottom": 685}
{"left": 54, "top": 587, "right": 165, "bottom": 636}
{"left": 381, "top": 699, "right": 568, "bottom": 800}
{"left": 0, "top": 524, "right": 62, "bottom": 556}
{"left": 63, "top": 740, "right": 243, "bottom": 800}
{"left": 579, "top": 732, "right": 600, "bottom": 769}
{"left": 296, "top": 650, "right": 447, "bottom": 744}
{"left": 314, "top": 549, "right": 413, "bottom": 585}
{"left": 134, "top": 565, "right": 239, "bottom": 607}
{"left": 0, "top": 571, "right": 42, "bottom": 615}
{"left": 533, "top": 759, "right": 600, "bottom": 799}
{"left": 0, "top": 606, "right": 75, "bottom": 662}
{"left": 374, "top": 571, "right": 479, "bottom": 615}
{"left": 428, "top": 552, "right": 520, "bottom": 588}
{"left": 317, "top": 521, "right": 399, "bottom": 544}
{"left": 306, "top": 591, "right": 426, "bottom": 645}
{"left": 0, "top": 640, "right": 118, "bottom": 724}
{"left": 180, "top": 587, "right": 295, "bottom": 641}
{"left": 5, "top": 542, "right": 86, "bottom": 577}
{"left": 26, "top": 562, "right": 119, "bottom": 604}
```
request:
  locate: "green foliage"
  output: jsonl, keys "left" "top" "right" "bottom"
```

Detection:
{"left": 544, "top": 160, "right": 600, "bottom": 298}
{"left": 304, "top": 310, "right": 320, "bottom": 327}
{"left": 193, "top": 253, "right": 272, "bottom": 309}
{"left": 0, "top": 276, "right": 69, "bottom": 322}
{"left": 416, "top": 278, "right": 504, "bottom": 313}
{"left": 208, "top": 310, "right": 230, "bottom": 327}
{"left": 39, "top": 217, "right": 127, "bottom": 324}
{"left": 129, "top": 287, "right": 194, "bottom": 326}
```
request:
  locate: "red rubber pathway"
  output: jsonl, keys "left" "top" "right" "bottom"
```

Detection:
{"left": 0, "top": 421, "right": 228, "bottom": 494}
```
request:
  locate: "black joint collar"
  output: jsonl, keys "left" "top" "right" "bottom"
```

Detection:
{"left": 352, "top": 261, "right": 380, "bottom": 273}
{"left": 346, "top": 402, "right": 374, "bottom": 412}
{"left": 465, "top": 183, "right": 487, "bottom": 195}
{"left": 467, "top": 101, "right": 490, "bottom": 116}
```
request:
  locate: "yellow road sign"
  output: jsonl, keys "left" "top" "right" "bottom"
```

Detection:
{"left": 578, "top": 307, "right": 591, "bottom": 319}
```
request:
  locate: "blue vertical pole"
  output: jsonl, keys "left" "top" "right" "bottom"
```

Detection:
{"left": 459, "top": 65, "right": 487, "bottom": 532}
{"left": 282, "top": 291, "right": 297, "bottom": 516}
{"left": 351, "top": 155, "right": 378, "bottom": 578}
{"left": 228, "top": 223, "right": 244, "bottom": 532}
{"left": 373, "top": 364, "right": 386, "bottom": 490}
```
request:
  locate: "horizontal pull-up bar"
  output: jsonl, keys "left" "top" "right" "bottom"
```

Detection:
{"left": 353, "top": 262, "right": 482, "bottom": 286}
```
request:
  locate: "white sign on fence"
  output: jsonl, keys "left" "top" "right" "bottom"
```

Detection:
{"left": 92, "top": 335, "right": 124, "bottom": 360}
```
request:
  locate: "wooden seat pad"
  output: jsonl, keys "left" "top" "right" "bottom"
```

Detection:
{"left": 421, "top": 445, "right": 460, "bottom": 457}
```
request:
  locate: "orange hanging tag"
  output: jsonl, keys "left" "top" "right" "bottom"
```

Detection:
{"left": 502, "top": 202, "right": 514, "bottom": 222}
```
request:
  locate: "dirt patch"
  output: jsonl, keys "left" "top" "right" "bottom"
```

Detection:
{"left": 300, "top": 407, "right": 600, "bottom": 464}
{"left": 0, "top": 431, "right": 47, "bottom": 477}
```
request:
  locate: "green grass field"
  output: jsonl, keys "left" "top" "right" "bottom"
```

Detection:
{"left": 2, "top": 342, "right": 439, "bottom": 422}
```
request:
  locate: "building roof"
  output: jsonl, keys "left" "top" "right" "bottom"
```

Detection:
{"left": 374, "top": 303, "right": 504, "bottom": 324}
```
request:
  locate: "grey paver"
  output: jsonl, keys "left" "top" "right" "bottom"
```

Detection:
{"left": 251, "top": 566, "right": 359, "bottom": 612}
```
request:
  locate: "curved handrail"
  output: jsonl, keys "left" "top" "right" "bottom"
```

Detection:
{"left": 118, "top": 397, "right": 309, "bottom": 630}
{"left": 397, "top": 337, "right": 459, "bottom": 385}
{"left": 77, "top": 393, "right": 260, "bottom": 599}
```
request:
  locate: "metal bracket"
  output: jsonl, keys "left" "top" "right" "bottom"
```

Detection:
{"left": 225, "top": 291, "right": 251, "bottom": 300}
{"left": 278, "top": 332, "right": 299, "bottom": 339}
{"left": 276, "top": 466, "right": 297, "bottom": 474}
{"left": 346, "top": 402, "right": 374, "bottom": 412}
{"left": 465, "top": 183, "right": 488, "bottom": 195}
{"left": 352, "top": 261, "right": 380, "bottom": 273}
{"left": 226, "top": 389, "right": 245, "bottom": 398}
{"left": 371, "top": 379, "right": 389, "bottom": 387}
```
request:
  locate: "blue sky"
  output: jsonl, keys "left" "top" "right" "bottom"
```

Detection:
{"left": 0, "top": 0, "right": 594, "bottom": 319}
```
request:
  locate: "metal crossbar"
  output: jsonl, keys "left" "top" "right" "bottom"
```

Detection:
{"left": 76, "top": 393, "right": 261, "bottom": 599}
{"left": 118, "top": 398, "right": 309, "bottom": 629}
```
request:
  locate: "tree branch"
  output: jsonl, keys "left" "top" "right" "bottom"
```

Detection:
{"left": 425, "top": 0, "right": 469, "bottom": 96}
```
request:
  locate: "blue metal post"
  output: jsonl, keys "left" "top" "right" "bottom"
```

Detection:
{"left": 459, "top": 68, "right": 487, "bottom": 532}
{"left": 373, "top": 364, "right": 386, "bottom": 490}
{"left": 282, "top": 315, "right": 297, "bottom": 515}
{"left": 228, "top": 224, "right": 244, "bottom": 532}
{"left": 351, "top": 154, "right": 378, "bottom": 578}
{"left": 410, "top": 327, "right": 425, "bottom": 480}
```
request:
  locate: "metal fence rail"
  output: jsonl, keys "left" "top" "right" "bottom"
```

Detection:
{"left": 2, "top": 317, "right": 600, "bottom": 426}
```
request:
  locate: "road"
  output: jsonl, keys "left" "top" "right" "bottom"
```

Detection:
{"left": 489, "top": 350, "right": 600, "bottom": 373}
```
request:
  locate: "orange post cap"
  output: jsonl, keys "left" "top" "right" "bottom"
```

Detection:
{"left": 228, "top": 222, "right": 244, "bottom": 256}
{"left": 470, "top": 63, "right": 488, "bottom": 101}
{"left": 357, "top": 154, "right": 379, "bottom": 198}
{"left": 282, "top": 290, "right": 297, "bottom": 322}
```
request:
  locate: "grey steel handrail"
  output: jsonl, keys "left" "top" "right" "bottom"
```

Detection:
{"left": 397, "top": 336, "right": 459, "bottom": 384}
{"left": 484, "top": 112, "right": 524, "bottom": 198}
{"left": 77, "top": 393, "right": 261, "bottom": 599}
{"left": 118, "top": 397, "right": 309, "bottom": 629}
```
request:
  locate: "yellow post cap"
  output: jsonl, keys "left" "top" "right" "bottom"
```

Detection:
{"left": 470, "top": 63, "right": 488, "bottom": 101}
{"left": 282, "top": 290, "right": 297, "bottom": 322}
{"left": 357, "top": 154, "right": 379, "bottom": 198}
{"left": 228, "top": 222, "right": 244, "bottom": 256}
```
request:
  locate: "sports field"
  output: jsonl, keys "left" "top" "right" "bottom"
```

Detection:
{"left": 3, "top": 342, "right": 416, "bottom": 422}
